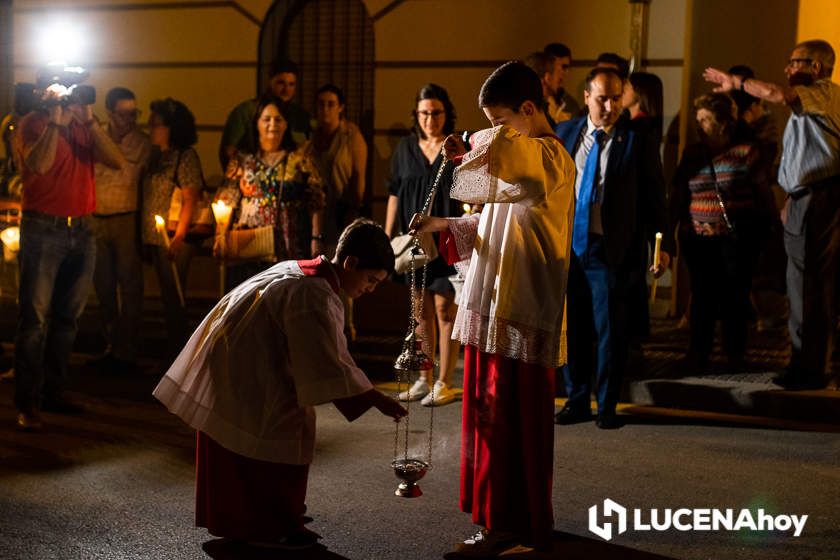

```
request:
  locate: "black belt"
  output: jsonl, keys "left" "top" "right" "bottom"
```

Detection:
{"left": 22, "top": 210, "right": 89, "bottom": 228}
{"left": 92, "top": 210, "right": 135, "bottom": 218}
{"left": 788, "top": 175, "right": 840, "bottom": 200}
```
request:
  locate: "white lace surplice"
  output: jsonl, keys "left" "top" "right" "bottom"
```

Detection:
{"left": 449, "top": 125, "right": 576, "bottom": 368}
{"left": 152, "top": 260, "right": 373, "bottom": 464}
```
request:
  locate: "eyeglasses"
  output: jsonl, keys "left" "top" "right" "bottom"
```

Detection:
{"left": 786, "top": 58, "right": 813, "bottom": 68}
{"left": 417, "top": 110, "right": 445, "bottom": 119}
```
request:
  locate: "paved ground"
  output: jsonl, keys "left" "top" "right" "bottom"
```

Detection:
{"left": 0, "top": 348, "right": 838, "bottom": 560}
{"left": 1, "top": 281, "right": 839, "bottom": 559}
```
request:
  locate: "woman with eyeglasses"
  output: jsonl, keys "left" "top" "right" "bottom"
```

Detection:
{"left": 214, "top": 94, "right": 325, "bottom": 292}
{"left": 140, "top": 97, "right": 202, "bottom": 358}
{"left": 384, "top": 83, "right": 462, "bottom": 407}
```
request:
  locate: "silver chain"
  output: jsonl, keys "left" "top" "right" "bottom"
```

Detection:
{"left": 394, "top": 150, "right": 448, "bottom": 467}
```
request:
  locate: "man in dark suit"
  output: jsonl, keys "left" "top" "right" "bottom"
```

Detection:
{"left": 554, "top": 67, "right": 671, "bottom": 429}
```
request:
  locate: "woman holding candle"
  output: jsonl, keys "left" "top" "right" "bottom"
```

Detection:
{"left": 670, "top": 93, "right": 763, "bottom": 369}
{"left": 141, "top": 98, "right": 202, "bottom": 358}
{"left": 215, "top": 94, "right": 324, "bottom": 292}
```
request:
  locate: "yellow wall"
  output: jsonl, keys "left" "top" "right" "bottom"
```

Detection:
{"left": 11, "top": 0, "right": 688, "bottom": 295}
{"left": 12, "top": 0, "right": 687, "bottom": 215}
{"left": 797, "top": 0, "right": 840, "bottom": 83}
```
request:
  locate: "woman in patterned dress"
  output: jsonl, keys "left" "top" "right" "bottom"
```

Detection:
{"left": 215, "top": 94, "right": 325, "bottom": 291}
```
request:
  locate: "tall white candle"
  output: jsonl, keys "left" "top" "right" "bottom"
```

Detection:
{"left": 653, "top": 232, "right": 663, "bottom": 270}
{"left": 210, "top": 201, "right": 233, "bottom": 298}
{"left": 154, "top": 214, "right": 185, "bottom": 307}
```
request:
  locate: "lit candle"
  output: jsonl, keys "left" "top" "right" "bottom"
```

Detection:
{"left": 211, "top": 200, "right": 233, "bottom": 227}
{"left": 154, "top": 214, "right": 185, "bottom": 308}
{"left": 650, "top": 232, "right": 663, "bottom": 304}
{"left": 210, "top": 201, "right": 233, "bottom": 298}
{"left": 652, "top": 232, "right": 663, "bottom": 270}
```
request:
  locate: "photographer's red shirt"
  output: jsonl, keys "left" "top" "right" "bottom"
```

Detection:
{"left": 17, "top": 112, "right": 96, "bottom": 217}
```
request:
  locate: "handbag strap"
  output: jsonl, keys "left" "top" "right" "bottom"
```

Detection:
{"left": 704, "top": 147, "right": 735, "bottom": 233}
{"left": 171, "top": 149, "right": 183, "bottom": 188}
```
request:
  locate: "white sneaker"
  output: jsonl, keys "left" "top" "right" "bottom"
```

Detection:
{"left": 421, "top": 380, "right": 458, "bottom": 407}
{"left": 398, "top": 377, "right": 430, "bottom": 402}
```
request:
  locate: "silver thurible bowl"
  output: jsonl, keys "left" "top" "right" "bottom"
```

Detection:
{"left": 391, "top": 458, "right": 429, "bottom": 497}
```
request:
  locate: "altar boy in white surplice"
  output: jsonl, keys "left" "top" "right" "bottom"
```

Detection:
{"left": 410, "top": 61, "right": 575, "bottom": 556}
{"left": 153, "top": 219, "right": 406, "bottom": 551}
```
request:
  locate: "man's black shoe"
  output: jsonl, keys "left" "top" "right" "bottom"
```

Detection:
{"left": 596, "top": 411, "right": 623, "bottom": 430}
{"left": 554, "top": 404, "right": 592, "bottom": 425}
{"left": 41, "top": 398, "right": 85, "bottom": 415}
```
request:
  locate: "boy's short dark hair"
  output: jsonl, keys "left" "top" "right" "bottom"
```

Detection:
{"left": 596, "top": 52, "right": 630, "bottom": 80}
{"left": 335, "top": 219, "right": 395, "bottom": 273}
{"left": 105, "top": 87, "right": 135, "bottom": 111}
{"left": 544, "top": 42, "right": 572, "bottom": 60}
{"left": 478, "top": 61, "right": 544, "bottom": 112}
{"left": 584, "top": 67, "right": 623, "bottom": 92}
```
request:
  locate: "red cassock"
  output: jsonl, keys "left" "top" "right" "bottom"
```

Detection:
{"left": 459, "top": 345, "right": 556, "bottom": 548}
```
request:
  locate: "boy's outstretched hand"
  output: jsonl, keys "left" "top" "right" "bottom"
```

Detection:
{"left": 442, "top": 134, "right": 466, "bottom": 160}
{"left": 408, "top": 213, "right": 449, "bottom": 235}
{"left": 371, "top": 390, "right": 408, "bottom": 421}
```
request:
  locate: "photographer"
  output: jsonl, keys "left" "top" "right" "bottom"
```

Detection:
{"left": 13, "top": 71, "right": 125, "bottom": 431}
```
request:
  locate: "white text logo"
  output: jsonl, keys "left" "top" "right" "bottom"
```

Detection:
{"left": 588, "top": 499, "right": 808, "bottom": 541}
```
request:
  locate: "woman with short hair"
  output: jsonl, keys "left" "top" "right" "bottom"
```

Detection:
{"left": 141, "top": 97, "right": 202, "bottom": 357}
{"left": 670, "top": 93, "right": 762, "bottom": 369}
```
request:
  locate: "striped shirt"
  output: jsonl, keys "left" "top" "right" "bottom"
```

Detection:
{"left": 688, "top": 143, "right": 758, "bottom": 236}
{"left": 778, "top": 80, "right": 840, "bottom": 193}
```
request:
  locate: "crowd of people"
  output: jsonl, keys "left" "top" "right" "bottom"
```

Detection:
{"left": 1, "top": 33, "right": 838, "bottom": 558}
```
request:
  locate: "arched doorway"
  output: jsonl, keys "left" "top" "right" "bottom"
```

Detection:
{"left": 258, "top": 0, "right": 375, "bottom": 144}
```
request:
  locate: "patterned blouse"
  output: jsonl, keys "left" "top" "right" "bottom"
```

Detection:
{"left": 672, "top": 142, "right": 759, "bottom": 237}
{"left": 141, "top": 147, "right": 203, "bottom": 247}
{"left": 219, "top": 148, "right": 324, "bottom": 259}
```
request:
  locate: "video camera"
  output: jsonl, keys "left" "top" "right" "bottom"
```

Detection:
{"left": 14, "top": 64, "right": 96, "bottom": 116}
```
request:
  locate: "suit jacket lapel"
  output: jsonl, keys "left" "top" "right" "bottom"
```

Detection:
{"left": 604, "top": 123, "right": 631, "bottom": 198}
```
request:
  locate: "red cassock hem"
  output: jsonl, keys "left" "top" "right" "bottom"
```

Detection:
{"left": 459, "top": 345, "right": 556, "bottom": 548}
{"left": 195, "top": 431, "right": 309, "bottom": 542}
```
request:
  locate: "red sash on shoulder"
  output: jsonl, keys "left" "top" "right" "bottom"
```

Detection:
{"left": 297, "top": 256, "right": 340, "bottom": 295}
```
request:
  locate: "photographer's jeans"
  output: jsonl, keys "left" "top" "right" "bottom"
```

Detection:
{"left": 14, "top": 213, "right": 96, "bottom": 413}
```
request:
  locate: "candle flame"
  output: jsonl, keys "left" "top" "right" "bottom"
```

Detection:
{"left": 0, "top": 226, "right": 20, "bottom": 252}
{"left": 154, "top": 215, "right": 165, "bottom": 227}
{"left": 211, "top": 200, "right": 232, "bottom": 221}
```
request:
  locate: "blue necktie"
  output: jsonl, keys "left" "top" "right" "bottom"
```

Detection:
{"left": 572, "top": 129, "right": 605, "bottom": 257}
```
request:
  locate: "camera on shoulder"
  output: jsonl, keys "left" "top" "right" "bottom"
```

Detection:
{"left": 14, "top": 64, "right": 96, "bottom": 116}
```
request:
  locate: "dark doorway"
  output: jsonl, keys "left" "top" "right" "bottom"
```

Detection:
{"left": 258, "top": 0, "right": 375, "bottom": 142}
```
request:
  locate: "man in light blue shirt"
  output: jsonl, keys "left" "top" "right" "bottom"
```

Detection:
{"left": 704, "top": 39, "right": 840, "bottom": 390}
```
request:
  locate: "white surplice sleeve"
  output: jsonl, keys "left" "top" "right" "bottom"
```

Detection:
{"left": 280, "top": 282, "right": 373, "bottom": 407}
{"left": 450, "top": 125, "right": 561, "bottom": 206}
